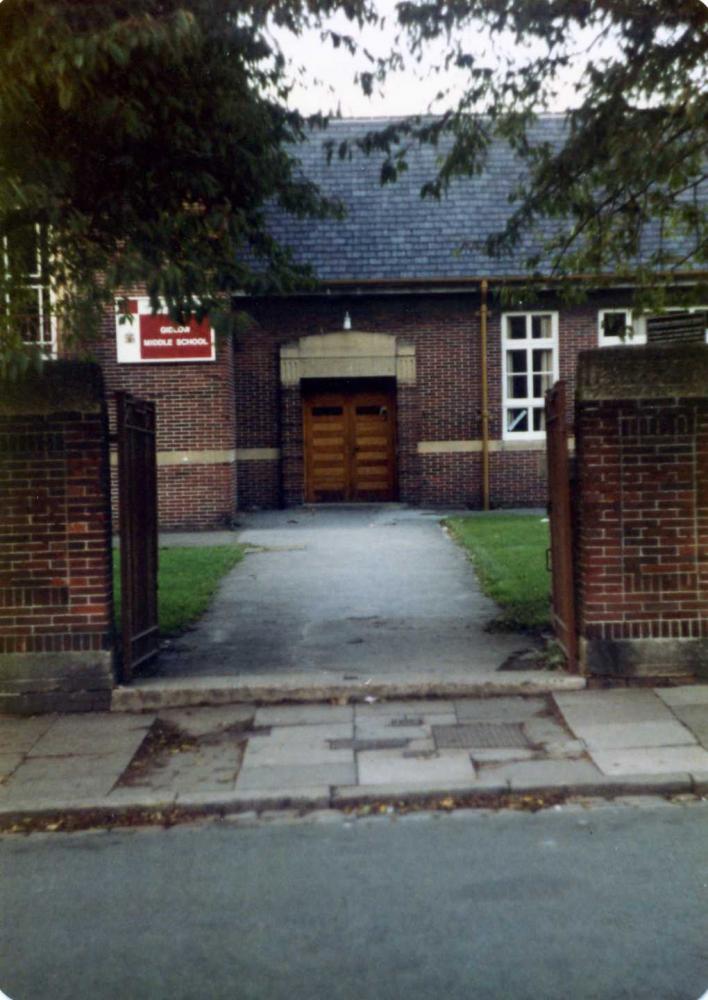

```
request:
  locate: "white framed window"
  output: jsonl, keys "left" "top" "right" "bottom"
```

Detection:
{"left": 1, "top": 225, "right": 56, "bottom": 355}
{"left": 502, "top": 311, "right": 559, "bottom": 440}
{"left": 597, "top": 309, "right": 647, "bottom": 346}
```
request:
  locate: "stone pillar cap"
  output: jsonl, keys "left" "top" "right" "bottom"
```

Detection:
{"left": 577, "top": 344, "right": 708, "bottom": 401}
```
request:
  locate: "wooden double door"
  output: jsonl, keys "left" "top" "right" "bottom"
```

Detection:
{"left": 303, "top": 381, "right": 397, "bottom": 502}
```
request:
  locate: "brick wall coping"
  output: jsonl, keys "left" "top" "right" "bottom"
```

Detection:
{"left": 577, "top": 344, "right": 708, "bottom": 401}
{"left": 0, "top": 361, "right": 104, "bottom": 415}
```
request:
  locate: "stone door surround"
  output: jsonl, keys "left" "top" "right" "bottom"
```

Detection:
{"left": 280, "top": 331, "right": 416, "bottom": 385}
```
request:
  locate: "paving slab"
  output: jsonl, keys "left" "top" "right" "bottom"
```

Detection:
{"left": 404, "top": 737, "right": 437, "bottom": 752}
{"left": 355, "top": 714, "right": 457, "bottom": 741}
{"left": 0, "top": 755, "right": 124, "bottom": 803}
{"left": 241, "top": 725, "right": 353, "bottom": 768}
{"left": 254, "top": 704, "right": 353, "bottom": 727}
{"left": 663, "top": 705, "right": 708, "bottom": 749}
{"left": 236, "top": 763, "right": 356, "bottom": 791}
{"left": 469, "top": 748, "right": 538, "bottom": 764}
{"left": 554, "top": 689, "right": 672, "bottom": 728}
{"left": 0, "top": 715, "right": 56, "bottom": 753}
{"left": 655, "top": 685, "right": 708, "bottom": 708}
{"left": 354, "top": 699, "right": 457, "bottom": 718}
{"left": 28, "top": 713, "right": 154, "bottom": 757}
{"left": 577, "top": 720, "right": 697, "bottom": 751}
{"left": 0, "top": 754, "right": 22, "bottom": 780}
{"left": 589, "top": 745, "right": 708, "bottom": 776}
{"left": 454, "top": 696, "right": 548, "bottom": 722}
{"left": 357, "top": 748, "right": 474, "bottom": 786}
{"left": 249, "top": 722, "right": 353, "bottom": 744}
{"left": 475, "top": 758, "right": 603, "bottom": 790}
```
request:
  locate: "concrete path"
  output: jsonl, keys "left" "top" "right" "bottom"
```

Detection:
{"left": 153, "top": 505, "right": 540, "bottom": 681}
{"left": 1, "top": 687, "right": 707, "bottom": 826}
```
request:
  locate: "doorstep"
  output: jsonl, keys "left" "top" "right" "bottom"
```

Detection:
{"left": 111, "top": 670, "right": 586, "bottom": 713}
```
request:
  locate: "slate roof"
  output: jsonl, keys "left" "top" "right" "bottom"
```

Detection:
{"left": 265, "top": 115, "right": 704, "bottom": 285}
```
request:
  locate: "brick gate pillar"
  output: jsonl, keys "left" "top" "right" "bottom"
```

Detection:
{"left": 0, "top": 362, "right": 115, "bottom": 712}
{"left": 574, "top": 344, "right": 708, "bottom": 679}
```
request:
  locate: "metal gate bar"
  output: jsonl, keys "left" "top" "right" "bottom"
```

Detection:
{"left": 116, "top": 392, "right": 159, "bottom": 681}
{"left": 545, "top": 381, "right": 578, "bottom": 672}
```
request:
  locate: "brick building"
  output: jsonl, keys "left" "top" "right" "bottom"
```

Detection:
{"left": 78, "top": 118, "right": 706, "bottom": 528}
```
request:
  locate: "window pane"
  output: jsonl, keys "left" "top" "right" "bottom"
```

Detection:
{"left": 532, "top": 373, "right": 552, "bottom": 398}
{"left": 533, "top": 408, "right": 546, "bottom": 431}
{"left": 508, "top": 349, "right": 527, "bottom": 373}
{"left": 7, "top": 226, "right": 40, "bottom": 278}
{"left": 17, "top": 287, "right": 42, "bottom": 343}
{"left": 38, "top": 288, "right": 53, "bottom": 346}
{"left": 531, "top": 314, "right": 552, "bottom": 339}
{"left": 507, "top": 316, "right": 526, "bottom": 340}
{"left": 507, "top": 408, "right": 528, "bottom": 432}
{"left": 602, "top": 311, "right": 628, "bottom": 339}
{"left": 532, "top": 348, "right": 552, "bottom": 372}
{"left": 509, "top": 374, "right": 528, "bottom": 398}
{"left": 507, "top": 349, "right": 528, "bottom": 398}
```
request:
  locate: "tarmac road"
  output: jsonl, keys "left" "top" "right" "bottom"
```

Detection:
{"left": 1, "top": 799, "right": 707, "bottom": 1000}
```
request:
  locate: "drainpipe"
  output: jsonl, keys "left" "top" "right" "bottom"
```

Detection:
{"left": 480, "top": 279, "right": 490, "bottom": 510}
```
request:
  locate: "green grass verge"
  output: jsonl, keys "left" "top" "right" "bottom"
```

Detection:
{"left": 444, "top": 514, "right": 551, "bottom": 630}
{"left": 113, "top": 544, "right": 246, "bottom": 636}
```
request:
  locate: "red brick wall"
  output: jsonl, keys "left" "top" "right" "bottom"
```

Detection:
{"left": 156, "top": 464, "right": 236, "bottom": 530}
{"left": 95, "top": 303, "right": 237, "bottom": 529}
{"left": 236, "top": 459, "right": 281, "bottom": 510}
{"left": 574, "top": 345, "right": 708, "bottom": 677}
{"left": 0, "top": 362, "right": 115, "bottom": 712}
{"left": 491, "top": 450, "right": 548, "bottom": 508}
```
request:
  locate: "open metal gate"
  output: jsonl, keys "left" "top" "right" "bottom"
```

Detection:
{"left": 545, "top": 381, "right": 578, "bottom": 672}
{"left": 116, "top": 392, "right": 159, "bottom": 681}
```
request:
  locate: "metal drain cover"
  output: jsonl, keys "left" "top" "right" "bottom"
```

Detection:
{"left": 432, "top": 723, "right": 529, "bottom": 750}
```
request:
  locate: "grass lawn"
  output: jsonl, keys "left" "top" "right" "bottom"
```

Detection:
{"left": 444, "top": 514, "right": 551, "bottom": 630}
{"left": 113, "top": 544, "right": 246, "bottom": 636}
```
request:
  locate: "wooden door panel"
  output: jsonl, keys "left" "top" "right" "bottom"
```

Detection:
{"left": 304, "top": 386, "right": 396, "bottom": 502}
{"left": 351, "top": 391, "right": 395, "bottom": 500}
{"left": 304, "top": 394, "right": 348, "bottom": 502}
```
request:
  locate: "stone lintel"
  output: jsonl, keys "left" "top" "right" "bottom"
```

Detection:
{"left": 280, "top": 331, "right": 416, "bottom": 386}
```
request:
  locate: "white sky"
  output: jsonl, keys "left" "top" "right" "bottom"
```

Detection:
{"left": 270, "top": 1, "right": 614, "bottom": 118}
